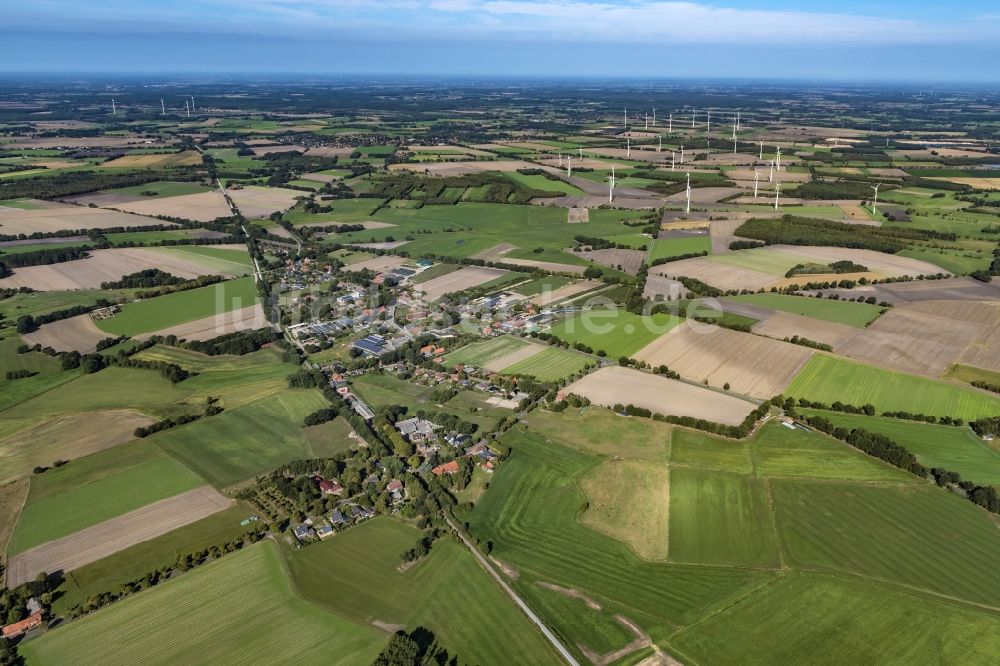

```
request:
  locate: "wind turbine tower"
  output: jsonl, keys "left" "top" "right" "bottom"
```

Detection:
{"left": 626, "top": 138, "right": 631, "bottom": 158}
{"left": 652, "top": 107, "right": 656, "bottom": 126}
{"left": 685, "top": 173, "right": 692, "bottom": 214}
{"left": 668, "top": 113, "right": 673, "bottom": 133}
{"left": 567, "top": 156, "right": 572, "bottom": 178}
{"left": 692, "top": 110, "right": 696, "bottom": 129}
{"left": 774, "top": 182, "right": 781, "bottom": 211}
{"left": 191, "top": 96, "right": 196, "bottom": 112}
{"left": 111, "top": 98, "right": 116, "bottom": 115}
{"left": 671, "top": 151, "right": 676, "bottom": 171}
{"left": 578, "top": 147, "right": 582, "bottom": 159}
{"left": 753, "top": 169, "right": 760, "bottom": 198}
{"left": 680, "top": 144, "right": 685, "bottom": 164}
{"left": 658, "top": 135, "right": 662, "bottom": 153}
{"left": 624, "top": 108, "right": 628, "bottom": 128}
{"left": 872, "top": 183, "right": 882, "bottom": 216}
{"left": 160, "top": 99, "right": 165, "bottom": 115}
{"left": 645, "top": 113, "right": 648, "bottom": 131}
{"left": 759, "top": 141, "right": 763, "bottom": 161}
{"left": 768, "top": 159, "right": 774, "bottom": 182}
{"left": 707, "top": 109, "right": 711, "bottom": 134}
{"left": 609, "top": 165, "right": 616, "bottom": 203}
{"left": 776, "top": 146, "right": 782, "bottom": 172}
{"left": 185, "top": 100, "right": 190, "bottom": 118}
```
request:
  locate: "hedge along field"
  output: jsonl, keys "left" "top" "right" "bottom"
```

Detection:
{"left": 726, "top": 293, "right": 884, "bottom": 327}
{"left": 20, "top": 542, "right": 384, "bottom": 666}
{"left": 786, "top": 354, "right": 1000, "bottom": 421}
{"left": 771, "top": 479, "right": 1000, "bottom": 609}
{"left": 548, "top": 310, "right": 683, "bottom": 358}
{"left": 669, "top": 572, "right": 1000, "bottom": 665}
{"left": 802, "top": 410, "right": 1000, "bottom": 486}
{"left": 285, "top": 518, "right": 562, "bottom": 666}
{"left": 95, "top": 276, "right": 259, "bottom": 336}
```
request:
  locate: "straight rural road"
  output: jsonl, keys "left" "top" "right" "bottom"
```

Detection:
{"left": 444, "top": 516, "right": 581, "bottom": 666}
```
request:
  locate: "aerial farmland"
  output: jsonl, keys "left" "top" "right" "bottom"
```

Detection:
{"left": 0, "top": 58, "right": 999, "bottom": 666}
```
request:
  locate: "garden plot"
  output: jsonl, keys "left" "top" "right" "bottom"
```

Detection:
{"left": 562, "top": 366, "right": 756, "bottom": 426}
{"left": 0, "top": 201, "right": 168, "bottom": 235}
{"left": 633, "top": 324, "right": 815, "bottom": 398}
{"left": 5, "top": 486, "right": 232, "bottom": 587}
{"left": 415, "top": 266, "right": 509, "bottom": 301}
{"left": 0, "top": 247, "right": 233, "bottom": 291}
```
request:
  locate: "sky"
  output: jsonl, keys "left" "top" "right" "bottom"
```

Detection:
{"left": 3, "top": 1, "right": 1000, "bottom": 81}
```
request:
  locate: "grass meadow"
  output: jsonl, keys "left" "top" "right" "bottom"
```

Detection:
{"left": 727, "top": 293, "right": 884, "bottom": 327}
{"left": 548, "top": 310, "right": 682, "bottom": 358}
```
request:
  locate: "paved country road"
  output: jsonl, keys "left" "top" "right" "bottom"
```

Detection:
{"left": 444, "top": 516, "right": 581, "bottom": 666}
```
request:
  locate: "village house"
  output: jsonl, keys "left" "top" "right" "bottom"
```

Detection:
{"left": 315, "top": 524, "right": 335, "bottom": 540}
{"left": 386, "top": 479, "right": 404, "bottom": 502}
{"left": 2, "top": 612, "right": 43, "bottom": 640}
{"left": 293, "top": 524, "right": 316, "bottom": 541}
{"left": 313, "top": 476, "right": 344, "bottom": 496}
{"left": 432, "top": 460, "right": 460, "bottom": 477}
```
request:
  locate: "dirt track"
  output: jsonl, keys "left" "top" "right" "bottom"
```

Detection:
{"left": 5, "top": 486, "right": 232, "bottom": 587}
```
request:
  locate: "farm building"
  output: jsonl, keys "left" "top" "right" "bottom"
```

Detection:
{"left": 352, "top": 334, "right": 391, "bottom": 356}
{"left": 313, "top": 476, "right": 344, "bottom": 495}
{"left": 2, "top": 612, "right": 43, "bottom": 639}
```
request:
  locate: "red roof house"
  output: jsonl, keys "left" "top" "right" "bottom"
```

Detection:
{"left": 2, "top": 612, "right": 43, "bottom": 639}
{"left": 432, "top": 460, "right": 460, "bottom": 476}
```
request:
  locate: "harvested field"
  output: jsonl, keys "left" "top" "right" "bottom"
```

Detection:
{"left": 768, "top": 245, "right": 947, "bottom": 278}
{"left": 0, "top": 410, "right": 155, "bottom": 485}
{"left": 709, "top": 219, "right": 748, "bottom": 254}
{"left": 0, "top": 247, "right": 232, "bottom": 290}
{"left": 643, "top": 275, "right": 690, "bottom": 300}
{"left": 305, "top": 146, "right": 357, "bottom": 158}
{"left": 100, "top": 151, "right": 202, "bottom": 169}
{"left": 112, "top": 191, "right": 231, "bottom": 222}
{"left": 227, "top": 186, "right": 304, "bottom": 219}
{"left": 528, "top": 280, "right": 601, "bottom": 306}
{"left": 837, "top": 300, "right": 1000, "bottom": 376}
{"left": 633, "top": 324, "right": 815, "bottom": 398}
{"left": 139, "top": 303, "right": 268, "bottom": 341}
{"left": 568, "top": 207, "right": 589, "bottom": 223}
{"left": 562, "top": 366, "right": 756, "bottom": 426}
{"left": 929, "top": 177, "right": 1000, "bottom": 190}
{"left": 7, "top": 137, "right": 170, "bottom": 149}
{"left": 348, "top": 255, "right": 407, "bottom": 273}
{"left": 416, "top": 266, "right": 509, "bottom": 301}
{"left": 575, "top": 248, "right": 646, "bottom": 276}
{"left": 664, "top": 187, "right": 741, "bottom": 204}
{"left": 21, "top": 313, "right": 109, "bottom": 352}
{"left": 495, "top": 257, "right": 586, "bottom": 274}
{"left": 5, "top": 486, "right": 232, "bottom": 587}
{"left": 483, "top": 341, "right": 546, "bottom": 372}
{"left": 0, "top": 201, "right": 167, "bottom": 235}
{"left": 752, "top": 311, "right": 859, "bottom": 348}
{"left": 62, "top": 191, "right": 144, "bottom": 207}
{"left": 806, "top": 277, "right": 1000, "bottom": 305}
{"left": 653, "top": 257, "right": 775, "bottom": 292}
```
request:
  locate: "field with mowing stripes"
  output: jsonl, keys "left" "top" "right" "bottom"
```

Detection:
{"left": 787, "top": 354, "right": 1000, "bottom": 421}
{"left": 443, "top": 335, "right": 531, "bottom": 368}
{"left": 549, "top": 310, "right": 682, "bottom": 358}
{"left": 499, "top": 346, "right": 591, "bottom": 381}
{"left": 20, "top": 542, "right": 384, "bottom": 666}
{"left": 285, "top": 518, "right": 561, "bottom": 666}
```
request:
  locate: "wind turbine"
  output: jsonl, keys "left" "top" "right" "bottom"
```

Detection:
{"left": 680, "top": 144, "right": 685, "bottom": 164}
{"left": 668, "top": 113, "right": 673, "bottom": 133}
{"left": 624, "top": 108, "right": 628, "bottom": 128}
{"left": 160, "top": 99, "right": 165, "bottom": 115}
{"left": 652, "top": 107, "right": 656, "bottom": 126}
{"left": 658, "top": 134, "right": 662, "bottom": 153}
{"left": 753, "top": 169, "right": 760, "bottom": 198}
{"left": 608, "top": 164, "right": 616, "bottom": 203}
{"left": 190, "top": 96, "right": 196, "bottom": 112}
{"left": 774, "top": 182, "right": 781, "bottom": 211}
{"left": 558, "top": 152, "right": 563, "bottom": 167}
{"left": 871, "top": 183, "right": 882, "bottom": 216}
{"left": 692, "top": 109, "right": 696, "bottom": 129}
{"left": 671, "top": 151, "right": 676, "bottom": 171}
{"left": 768, "top": 159, "right": 774, "bottom": 182}
{"left": 775, "top": 146, "right": 782, "bottom": 172}
{"left": 685, "top": 173, "right": 692, "bottom": 214}
{"left": 707, "top": 109, "right": 711, "bottom": 134}
{"left": 567, "top": 156, "right": 572, "bottom": 178}
{"left": 759, "top": 140, "right": 763, "bottom": 161}
{"left": 111, "top": 98, "right": 116, "bottom": 115}
{"left": 645, "top": 113, "right": 648, "bottom": 131}
{"left": 578, "top": 147, "right": 582, "bottom": 159}
{"left": 627, "top": 138, "right": 631, "bottom": 158}
{"left": 732, "top": 115, "right": 738, "bottom": 155}
{"left": 185, "top": 100, "right": 190, "bottom": 118}
{"left": 736, "top": 111, "right": 741, "bottom": 132}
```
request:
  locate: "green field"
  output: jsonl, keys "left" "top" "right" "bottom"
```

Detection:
{"left": 21, "top": 542, "right": 383, "bottom": 666}
{"left": 670, "top": 572, "right": 1000, "bottom": 665}
{"left": 503, "top": 171, "right": 583, "bottom": 195}
{"left": 152, "top": 389, "right": 330, "bottom": 488}
{"left": 285, "top": 518, "right": 562, "bottom": 665}
{"left": 772, "top": 479, "right": 1000, "bottom": 608}
{"left": 548, "top": 310, "right": 682, "bottom": 358}
{"left": 101, "top": 180, "right": 211, "bottom": 198}
{"left": 500, "top": 346, "right": 591, "bottom": 381}
{"left": 149, "top": 246, "right": 252, "bottom": 275}
{"left": 442, "top": 335, "right": 532, "bottom": 368}
{"left": 9, "top": 448, "right": 204, "bottom": 554}
{"left": 95, "top": 276, "right": 259, "bottom": 336}
{"left": 787, "top": 355, "right": 1000, "bottom": 421}
{"left": 523, "top": 406, "right": 671, "bottom": 460}
{"left": 706, "top": 247, "right": 815, "bottom": 276}
{"left": 802, "top": 410, "right": 1000, "bottom": 486}
{"left": 648, "top": 236, "right": 711, "bottom": 261}
{"left": 513, "top": 275, "right": 574, "bottom": 296}
{"left": 726, "top": 293, "right": 884, "bottom": 327}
